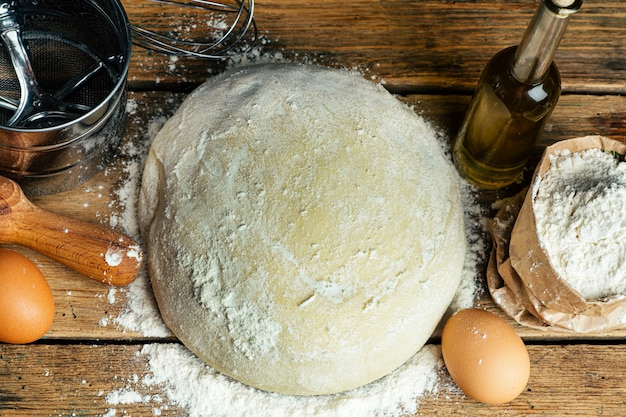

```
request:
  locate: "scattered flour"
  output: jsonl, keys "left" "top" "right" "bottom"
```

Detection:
{"left": 137, "top": 343, "right": 443, "bottom": 417}
{"left": 106, "top": 106, "right": 172, "bottom": 338}
{"left": 533, "top": 148, "right": 626, "bottom": 300}
{"left": 453, "top": 182, "right": 487, "bottom": 309}
{"left": 102, "top": 55, "right": 488, "bottom": 416}
{"left": 104, "top": 246, "right": 124, "bottom": 267}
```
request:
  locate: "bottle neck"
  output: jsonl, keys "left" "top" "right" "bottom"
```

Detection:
{"left": 511, "top": 0, "right": 582, "bottom": 83}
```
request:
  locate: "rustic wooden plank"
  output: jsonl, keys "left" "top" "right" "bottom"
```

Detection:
{"left": 11, "top": 91, "right": 626, "bottom": 342}
{"left": 122, "top": 0, "right": 626, "bottom": 94}
{"left": 418, "top": 344, "right": 626, "bottom": 416}
{"left": 0, "top": 344, "right": 185, "bottom": 416}
{"left": 1, "top": 343, "right": 626, "bottom": 416}
{"left": 407, "top": 93, "right": 626, "bottom": 145}
{"left": 1, "top": 0, "right": 624, "bottom": 415}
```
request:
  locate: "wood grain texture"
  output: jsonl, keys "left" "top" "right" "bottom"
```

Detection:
{"left": 123, "top": 0, "right": 626, "bottom": 94}
{"left": 5, "top": 91, "right": 624, "bottom": 339}
{"left": 1, "top": 344, "right": 626, "bottom": 416}
{"left": 2, "top": 0, "right": 626, "bottom": 414}
{"left": 19, "top": 91, "right": 626, "bottom": 343}
{"left": 0, "top": 176, "right": 142, "bottom": 286}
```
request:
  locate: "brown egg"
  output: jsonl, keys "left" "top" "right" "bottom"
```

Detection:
{"left": 441, "top": 308, "right": 530, "bottom": 404}
{"left": 0, "top": 248, "right": 55, "bottom": 344}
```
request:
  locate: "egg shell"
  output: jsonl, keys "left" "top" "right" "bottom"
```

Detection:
{"left": 441, "top": 308, "right": 530, "bottom": 405}
{"left": 0, "top": 248, "right": 55, "bottom": 344}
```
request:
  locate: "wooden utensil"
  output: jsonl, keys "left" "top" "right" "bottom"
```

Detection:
{"left": 0, "top": 176, "right": 142, "bottom": 286}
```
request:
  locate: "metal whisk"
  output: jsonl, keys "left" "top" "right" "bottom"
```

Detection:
{"left": 131, "top": 0, "right": 256, "bottom": 59}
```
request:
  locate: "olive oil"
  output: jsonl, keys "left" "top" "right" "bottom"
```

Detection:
{"left": 452, "top": 0, "right": 582, "bottom": 189}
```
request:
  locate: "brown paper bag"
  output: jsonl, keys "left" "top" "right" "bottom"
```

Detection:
{"left": 487, "top": 136, "right": 626, "bottom": 333}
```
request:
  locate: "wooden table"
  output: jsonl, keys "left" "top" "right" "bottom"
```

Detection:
{"left": 2, "top": 0, "right": 626, "bottom": 415}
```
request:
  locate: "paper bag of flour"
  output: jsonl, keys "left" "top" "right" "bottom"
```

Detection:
{"left": 487, "top": 136, "right": 626, "bottom": 333}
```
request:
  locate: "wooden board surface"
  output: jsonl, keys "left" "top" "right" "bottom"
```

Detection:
{"left": 2, "top": 0, "right": 626, "bottom": 415}
{"left": 3, "top": 344, "right": 626, "bottom": 416}
{"left": 123, "top": 0, "right": 626, "bottom": 93}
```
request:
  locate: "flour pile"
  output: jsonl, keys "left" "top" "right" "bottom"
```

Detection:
{"left": 533, "top": 148, "right": 626, "bottom": 300}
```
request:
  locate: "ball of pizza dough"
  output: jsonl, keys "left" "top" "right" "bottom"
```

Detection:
{"left": 139, "top": 63, "right": 465, "bottom": 395}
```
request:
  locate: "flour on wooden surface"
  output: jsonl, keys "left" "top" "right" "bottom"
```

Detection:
{"left": 532, "top": 148, "right": 626, "bottom": 300}
{"left": 102, "top": 54, "right": 488, "bottom": 415}
{"left": 106, "top": 100, "right": 171, "bottom": 338}
{"left": 141, "top": 343, "right": 442, "bottom": 417}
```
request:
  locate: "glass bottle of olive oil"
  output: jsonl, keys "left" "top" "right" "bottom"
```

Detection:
{"left": 452, "top": 0, "right": 582, "bottom": 189}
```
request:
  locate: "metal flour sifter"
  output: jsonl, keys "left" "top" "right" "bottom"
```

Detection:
{"left": 0, "top": 0, "right": 131, "bottom": 195}
{"left": 0, "top": 0, "right": 255, "bottom": 195}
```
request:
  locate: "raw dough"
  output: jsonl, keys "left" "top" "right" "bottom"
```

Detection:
{"left": 139, "top": 63, "right": 465, "bottom": 395}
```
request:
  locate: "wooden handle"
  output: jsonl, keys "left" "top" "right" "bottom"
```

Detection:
{"left": 13, "top": 206, "right": 143, "bottom": 286}
{"left": 0, "top": 176, "right": 142, "bottom": 286}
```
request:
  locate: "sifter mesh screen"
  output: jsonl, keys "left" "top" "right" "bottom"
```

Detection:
{"left": 0, "top": 1, "right": 126, "bottom": 128}
{"left": 0, "top": 0, "right": 131, "bottom": 195}
{"left": 0, "top": 50, "right": 19, "bottom": 105}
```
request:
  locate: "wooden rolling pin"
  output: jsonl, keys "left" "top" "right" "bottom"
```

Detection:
{"left": 0, "top": 176, "right": 142, "bottom": 286}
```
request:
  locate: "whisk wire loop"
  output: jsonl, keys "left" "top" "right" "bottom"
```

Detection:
{"left": 131, "top": 0, "right": 255, "bottom": 59}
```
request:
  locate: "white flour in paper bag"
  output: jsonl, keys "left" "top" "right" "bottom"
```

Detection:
{"left": 533, "top": 148, "right": 626, "bottom": 300}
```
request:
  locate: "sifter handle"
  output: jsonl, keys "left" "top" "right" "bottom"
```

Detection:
{"left": 12, "top": 207, "right": 143, "bottom": 286}
{"left": 0, "top": 176, "right": 143, "bottom": 286}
